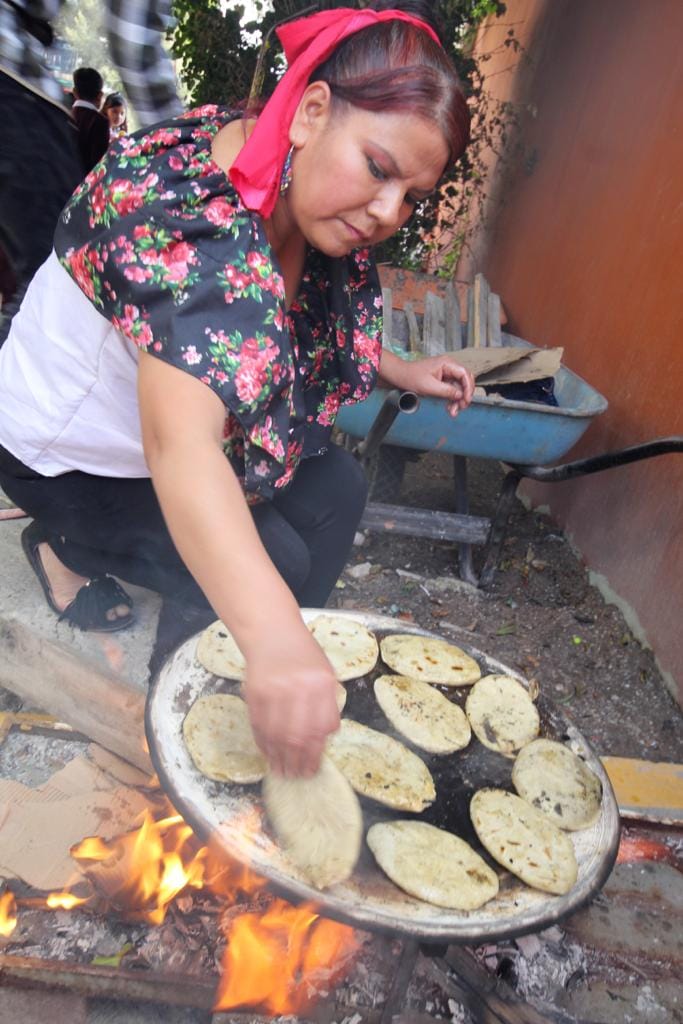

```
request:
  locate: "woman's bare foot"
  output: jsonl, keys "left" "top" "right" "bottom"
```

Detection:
{"left": 38, "top": 543, "right": 131, "bottom": 622}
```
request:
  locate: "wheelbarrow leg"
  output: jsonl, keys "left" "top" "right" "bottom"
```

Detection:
{"left": 476, "top": 437, "right": 683, "bottom": 589}
{"left": 478, "top": 468, "right": 522, "bottom": 589}
{"left": 453, "top": 455, "right": 479, "bottom": 587}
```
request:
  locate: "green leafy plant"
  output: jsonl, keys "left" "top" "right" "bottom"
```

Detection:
{"left": 170, "top": 0, "right": 253, "bottom": 107}
{"left": 56, "top": 0, "right": 125, "bottom": 97}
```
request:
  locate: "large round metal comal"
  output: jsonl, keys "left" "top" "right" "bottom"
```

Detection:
{"left": 145, "top": 610, "right": 620, "bottom": 943}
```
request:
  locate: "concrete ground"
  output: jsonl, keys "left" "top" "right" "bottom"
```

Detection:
{"left": 0, "top": 492, "right": 159, "bottom": 694}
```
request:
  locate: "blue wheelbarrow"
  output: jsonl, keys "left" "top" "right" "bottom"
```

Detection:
{"left": 336, "top": 332, "right": 683, "bottom": 586}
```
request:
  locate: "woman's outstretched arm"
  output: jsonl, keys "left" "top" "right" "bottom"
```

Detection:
{"left": 138, "top": 352, "right": 340, "bottom": 777}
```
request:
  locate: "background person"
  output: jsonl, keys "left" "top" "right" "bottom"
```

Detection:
{"left": 103, "top": 91, "right": 128, "bottom": 140}
{"left": 0, "top": 2, "right": 473, "bottom": 777}
{"left": 71, "top": 66, "right": 109, "bottom": 173}
{"left": 0, "top": 0, "right": 183, "bottom": 346}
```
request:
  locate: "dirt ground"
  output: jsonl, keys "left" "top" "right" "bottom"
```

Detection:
{"left": 330, "top": 449, "right": 683, "bottom": 763}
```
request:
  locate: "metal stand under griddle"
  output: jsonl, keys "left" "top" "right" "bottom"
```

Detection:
{"left": 354, "top": 394, "right": 683, "bottom": 588}
{"left": 379, "top": 939, "right": 582, "bottom": 1024}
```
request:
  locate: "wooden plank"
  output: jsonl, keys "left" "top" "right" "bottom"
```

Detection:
{"left": 601, "top": 756, "right": 683, "bottom": 824}
{"left": 471, "top": 273, "right": 489, "bottom": 348}
{"left": 465, "top": 275, "right": 491, "bottom": 348}
{"left": 487, "top": 290, "right": 502, "bottom": 346}
{"left": 0, "top": 711, "right": 78, "bottom": 749}
{"left": 381, "top": 287, "right": 393, "bottom": 349}
{"left": 360, "top": 502, "right": 490, "bottom": 545}
{"left": 0, "top": 617, "right": 152, "bottom": 774}
{"left": 403, "top": 300, "right": 421, "bottom": 354}
{"left": 422, "top": 291, "right": 446, "bottom": 356}
{"left": 0, "top": 955, "right": 216, "bottom": 1012}
{"left": 466, "top": 284, "right": 475, "bottom": 348}
{"left": 444, "top": 281, "right": 462, "bottom": 351}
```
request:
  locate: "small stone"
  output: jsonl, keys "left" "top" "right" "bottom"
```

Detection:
{"left": 428, "top": 575, "right": 481, "bottom": 597}
{"left": 347, "top": 562, "right": 372, "bottom": 580}
{"left": 353, "top": 531, "right": 366, "bottom": 547}
{"left": 515, "top": 933, "right": 542, "bottom": 958}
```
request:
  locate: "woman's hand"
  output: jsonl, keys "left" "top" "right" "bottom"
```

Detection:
{"left": 379, "top": 349, "right": 475, "bottom": 418}
{"left": 403, "top": 354, "right": 475, "bottom": 418}
{"left": 243, "top": 622, "right": 340, "bottom": 778}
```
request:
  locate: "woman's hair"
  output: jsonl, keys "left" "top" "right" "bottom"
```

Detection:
{"left": 310, "top": 0, "right": 470, "bottom": 164}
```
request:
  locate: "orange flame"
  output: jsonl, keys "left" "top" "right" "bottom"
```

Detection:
{"left": 5, "top": 805, "right": 359, "bottom": 1013}
{"left": 71, "top": 810, "right": 206, "bottom": 924}
{"left": 46, "top": 892, "right": 89, "bottom": 910}
{"left": 215, "top": 900, "right": 358, "bottom": 1014}
{"left": 0, "top": 889, "right": 17, "bottom": 938}
{"left": 203, "top": 812, "right": 360, "bottom": 1013}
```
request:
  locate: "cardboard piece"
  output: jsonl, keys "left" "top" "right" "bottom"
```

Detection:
{"left": 0, "top": 753, "right": 150, "bottom": 890}
{"left": 87, "top": 743, "right": 152, "bottom": 789}
{"left": 443, "top": 345, "right": 524, "bottom": 377}
{"left": 475, "top": 347, "right": 564, "bottom": 387}
{"left": 0, "top": 788, "right": 150, "bottom": 890}
{"left": 453, "top": 346, "right": 564, "bottom": 386}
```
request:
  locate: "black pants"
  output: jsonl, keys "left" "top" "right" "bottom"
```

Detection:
{"left": 0, "top": 444, "right": 367, "bottom": 660}
{"left": 0, "top": 74, "right": 83, "bottom": 345}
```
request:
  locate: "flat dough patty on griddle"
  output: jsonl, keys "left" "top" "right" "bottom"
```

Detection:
{"left": 512, "top": 739, "right": 602, "bottom": 830}
{"left": 367, "top": 820, "right": 499, "bottom": 910}
{"left": 196, "top": 620, "right": 245, "bottom": 680}
{"left": 379, "top": 634, "right": 481, "bottom": 686}
{"left": 183, "top": 693, "right": 266, "bottom": 783}
{"left": 374, "top": 674, "right": 471, "bottom": 754}
{"left": 470, "top": 788, "right": 578, "bottom": 895}
{"left": 308, "top": 614, "right": 379, "bottom": 681}
{"left": 326, "top": 719, "right": 435, "bottom": 812}
{"left": 465, "top": 674, "right": 540, "bottom": 755}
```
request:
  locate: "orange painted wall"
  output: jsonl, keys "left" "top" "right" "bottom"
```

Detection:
{"left": 472, "top": 0, "right": 683, "bottom": 698}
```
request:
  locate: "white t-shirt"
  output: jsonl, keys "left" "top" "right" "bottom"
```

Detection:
{"left": 0, "top": 252, "right": 148, "bottom": 477}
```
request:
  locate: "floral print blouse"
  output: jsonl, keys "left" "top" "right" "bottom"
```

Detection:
{"left": 54, "top": 106, "right": 382, "bottom": 500}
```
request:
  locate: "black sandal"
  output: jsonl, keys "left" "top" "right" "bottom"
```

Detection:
{"left": 21, "top": 521, "right": 135, "bottom": 633}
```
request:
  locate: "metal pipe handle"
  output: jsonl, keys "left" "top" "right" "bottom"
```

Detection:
{"left": 509, "top": 435, "right": 683, "bottom": 483}
{"left": 354, "top": 389, "right": 419, "bottom": 460}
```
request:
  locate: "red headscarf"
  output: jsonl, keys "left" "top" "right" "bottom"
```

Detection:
{"left": 229, "top": 7, "right": 442, "bottom": 218}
